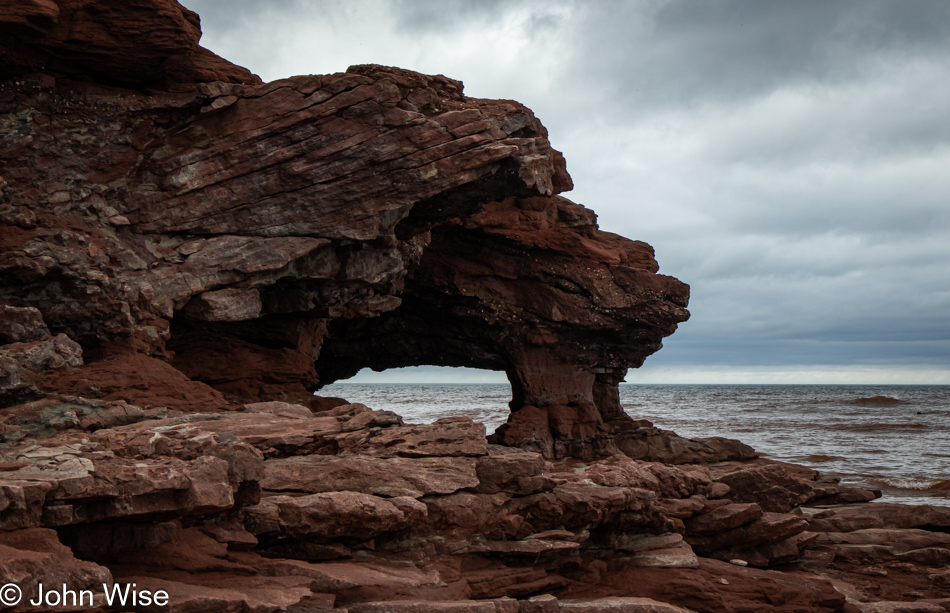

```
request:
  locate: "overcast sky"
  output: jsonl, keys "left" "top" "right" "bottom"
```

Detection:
{"left": 182, "top": 0, "right": 950, "bottom": 384}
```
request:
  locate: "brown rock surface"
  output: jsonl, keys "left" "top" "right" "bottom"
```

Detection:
{"left": 2, "top": 392, "right": 947, "bottom": 610}
{"left": 1, "top": 0, "right": 690, "bottom": 453}
{"left": 262, "top": 454, "right": 479, "bottom": 498}
{"left": 0, "top": 527, "right": 113, "bottom": 611}
{"left": 559, "top": 598, "right": 695, "bottom": 613}
{"left": 710, "top": 459, "right": 879, "bottom": 512}
{"left": 3, "top": 3, "right": 949, "bottom": 613}
{"left": 684, "top": 502, "right": 763, "bottom": 536}
{"left": 806, "top": 503, "right": 950, "bottom": 533}
{"left": 0, "top": 0, "right": 259, "bottom": 86}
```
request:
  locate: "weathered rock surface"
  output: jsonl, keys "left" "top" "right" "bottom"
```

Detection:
{"left": 1, "top": 393, "right": 948, "bottom": 611}
{"left": 2, "top": 3, "right": 949, "bottom": 613}
{"left": 262, "top": 454, "right": 479, "bottom": 498}
{"left": 709, "top": 459, "right": 880, "bottom": 513}
{"left": 0, "top": 0, "right": 259, "bottom": 87}
{"left": 0, "top": 0, "right": 693, "bottom": 457}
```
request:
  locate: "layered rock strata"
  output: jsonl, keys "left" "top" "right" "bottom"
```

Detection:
{"left": 3, "top": 2, "right": 949, "bottom": 612}
{"left": 0, "top": 0, "right": 697, "bottom": 457}
{"left": 2, "top": 398, "right": 948, "bottom": 612}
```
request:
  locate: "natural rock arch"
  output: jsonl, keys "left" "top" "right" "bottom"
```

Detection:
{"left": 1, "top": 13, "right": 689, "bottom": 457}
{"left": 312, "top": 194, "right": 690, "bottom": 458}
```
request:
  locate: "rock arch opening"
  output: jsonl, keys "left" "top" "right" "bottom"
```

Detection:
{"left": 159, "top": 192, "right": 691, "bottom": 459}
{"left": 4, "top": 59, "right": 690, "bottom": 459}
{"left": 319, "top": 366, "right": 512, "bottom": 432}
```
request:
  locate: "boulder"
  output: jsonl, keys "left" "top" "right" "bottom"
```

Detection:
{"left": 0, "top": 305, "right": 49, "bottom": 344}
{"left": 244, "top": 491, "right": 415, "bottom": 541}
{"left": 685, "top": 501, "right": 764, "bottom": 536}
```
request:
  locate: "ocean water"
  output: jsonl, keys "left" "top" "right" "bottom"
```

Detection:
{"left": 319, "top": 383, "right": 950, "bottom": 507}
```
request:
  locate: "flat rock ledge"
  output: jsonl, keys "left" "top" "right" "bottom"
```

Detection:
{"left": 2, "top": 397, "right": 948, "bottom": 612}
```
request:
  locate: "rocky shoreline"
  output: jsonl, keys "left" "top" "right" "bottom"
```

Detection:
{"left": 2, "top": 1, "right": 949, "bottom": 611}
{"left": 2, "top": 391, "right": 949, "bottom": 612}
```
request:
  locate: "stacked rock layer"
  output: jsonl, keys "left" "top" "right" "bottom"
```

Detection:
{"left": 2, "top": 2, "right": 949, "bottom": 612}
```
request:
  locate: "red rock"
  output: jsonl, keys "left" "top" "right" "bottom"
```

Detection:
{"left": 84, "top": 409, "right": 341, "bottom": 456}
{"left": 574, "top": 455, "right": 663, "bottom": 491}
{"left": 509, "top": 482, "right": 667, "bottom": 535}
{"left": 815, "top": 528, "right": 950, "bottom": 552}
{"left": 71, "top": 524, "right": 257, "bottom": 573}
{"left": 423, "top": 491, "right": 520, "bottom": 540}
{"left": 617, "top": 431, "right": 757, "bottom": 465}
{"left": 522, "top": 594, "right": 560, "bottom": 613}
{"left": 603, "top": 532, "right": 684, "bottom": 552}
{"left": 7, "top": 3, "right": 945, "bottom": 611}
{"left": 338, "top": 407, "right": 403, "bottom": 432}
{"left": 244, "top": 491, "right": 415, "bottom": 541}
{"left": 464, "top": 566, "right": 558, "bottom": 599}
{"left": 657, "top": 497, "right": 705, "bottom": 520}
{"left": 111, "top": 573, "right": 317, "bottom": 613}
{"left": 225, "top": 554, "right": 443, "bottom": 593}
{"left": 559, "top": 598, "right": 695, "bottom": 612}
{"left": 706, "top": 482, "right": 731, "bottom": 498}
{"left": 38, "top": 352, "right": 230, "bottom": 413}
{"left": 712, "top": 461, "right": 815, "bottom": 511}
{"left": 685, "top": 502, "right": 763, "bottom": 536}
{"left": 331, "top": 417, "right": 488, "bottom": 458}
{"left": 458, "top": 537, "right": 580, "bottom": 556}
{"left": 807, "top": 503, "right": 950, "bottom": 533}
{"left": 0, "top": 0, "right": 259, "bottom": 86}
{"left": 2, "top": 18, "right": 689, "bottom": 457}
{"left": 198, "top": 518, "right": 259, "bottom": 551}
{"left": 0, "top": 334, "right": 82, "bottom": 402}
{"left": 0, "top": 428, "right": 260, "bottom": 527}
{"left": 624, "top": 543, "right": 700, "bottom": 569}
{"left": 348, "top": 601, "right": 497, "bottom": 613}
{"left": 686, "top": 512, "right": 808, "bottom": 555}
{"left": 600, "top": 533, "right": 700, "bottom": 569}
{"left": 311, "top": 395, "right": 350, "bottom": 413}
{"left": 77, "top": 401, "right": 159, "bottom": 431}
{"left": 855, "top": 603, "right": 946, "bottom": 613}
{"left": 714, "top": 530, "right": 819, "bottom": 567}
{"left": 0, "top": 480, "right": 50, "bottom": 530}
{"left": 244, "top": 401, "right": 316, "bottom": 419}
{"left": 261, "top": 454, "right": 478, "bottom": 498}
{"left": 0, "top": 528, "right": 113, "bottom": 610}
{"left": 476, "top": 447, "right": 554, "bottom": 495}
{"left": 560, "top": 558, "right": 850, "bottom": 613}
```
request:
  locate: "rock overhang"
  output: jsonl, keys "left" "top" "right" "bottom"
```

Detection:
{"left": 1, "top": 2, "right": 688, "bottom": 459}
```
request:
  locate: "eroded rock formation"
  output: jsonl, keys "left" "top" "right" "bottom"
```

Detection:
{"left": 3, "top": 2, "right": 949, "bottom": 612}
{"left": 2, "top": 397, "right": 947, "bottom": 612}
{"left": 0, "top": 0, "right": 693, "bottom": 457}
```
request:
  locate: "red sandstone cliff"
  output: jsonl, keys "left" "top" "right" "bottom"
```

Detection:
{"left": 0, "top": 0, "right": 696, "bottom": 458}
{"left": 2, "top": 2, "right": 949, "bottom": 612}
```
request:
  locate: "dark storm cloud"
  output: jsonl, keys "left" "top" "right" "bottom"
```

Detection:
{"left": 181, "top": 0, "right": 950, "bottom": 381}
{"left": 606, "top": 0, "right": 950, "bottom": 104}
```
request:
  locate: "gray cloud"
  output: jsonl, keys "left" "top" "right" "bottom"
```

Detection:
{"left": 180, "top": 0, "right": 950, "bottom": 382}
{"left": 567, "top": 0, "right": 950, "bottom": 111}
